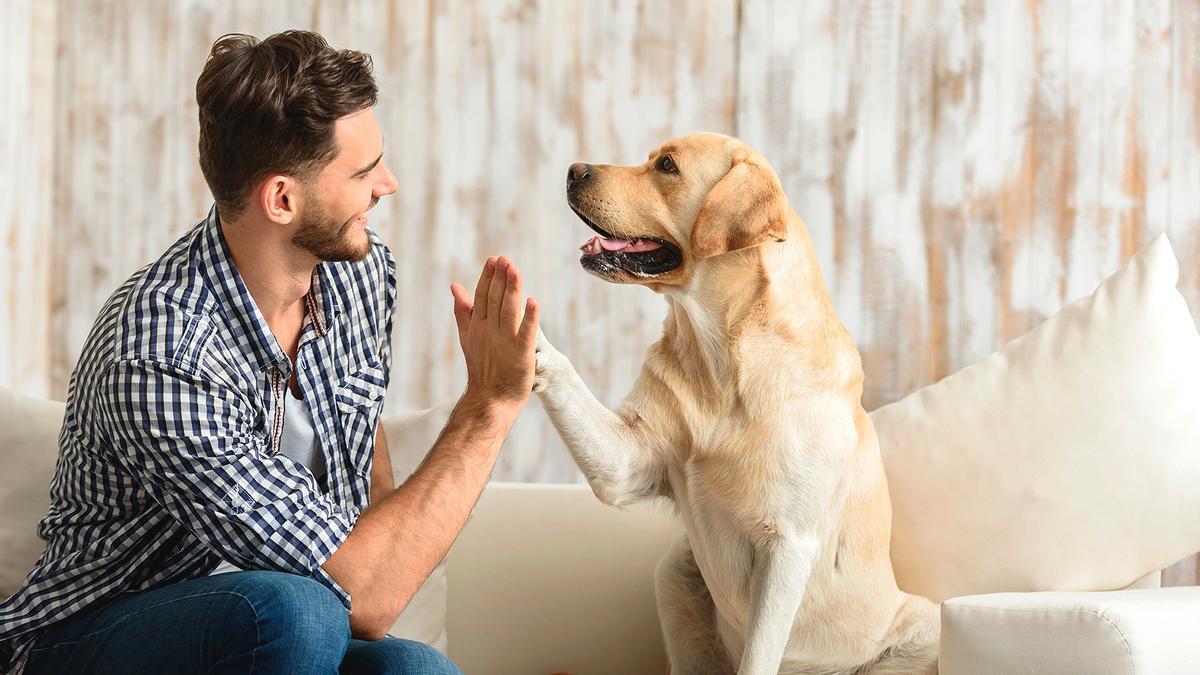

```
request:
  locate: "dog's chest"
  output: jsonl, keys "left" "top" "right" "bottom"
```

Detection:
{"left": 663, "top": 390, "right": 856, "bottom": 623}
{"left": 672, "top": 393, "right": 849, "bottom": 512}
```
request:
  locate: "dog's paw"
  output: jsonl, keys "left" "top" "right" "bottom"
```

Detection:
{"left": 533, "top": 328, "right": 567, "bottom": 393}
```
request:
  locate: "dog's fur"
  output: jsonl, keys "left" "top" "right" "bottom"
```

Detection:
{"left": 534, "top": 133, "right": 939, "bottom": 674}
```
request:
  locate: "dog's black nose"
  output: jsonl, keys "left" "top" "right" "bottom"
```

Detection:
{"left": 567, "top": 163, "right": 592, "bottom": 185}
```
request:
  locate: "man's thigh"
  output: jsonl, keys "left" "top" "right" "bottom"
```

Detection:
{"left": 340, "top": 637, "right": 462, "bottom": 675}
{"left": 25, "top": 570, "right": 350, "bottom": 675}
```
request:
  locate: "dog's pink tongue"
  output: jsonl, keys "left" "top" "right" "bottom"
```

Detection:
{"left": 579, "top": 236, "right": 663, "bottom": 253}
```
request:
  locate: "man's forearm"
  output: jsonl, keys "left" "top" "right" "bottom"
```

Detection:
{"left": 322, "top": 391, "right": 514, "bottom": 639}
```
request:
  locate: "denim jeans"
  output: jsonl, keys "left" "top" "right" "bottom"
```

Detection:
{"left": 22, "top": 570, "right": 461, "bottom": 674}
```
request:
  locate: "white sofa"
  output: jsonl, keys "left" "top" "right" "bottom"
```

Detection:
{"left": 0, "top": 387, "right": 1193, "bottom": 675}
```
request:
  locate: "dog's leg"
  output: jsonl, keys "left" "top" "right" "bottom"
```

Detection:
{"left": 856, "top": 594, "right": 940, "bottom": 674}
{"left": 534, "top": 329, "right": 663, "bottom": 506}
{"left": 739, "top": 534, "right": 819, "bottom": 675}
{"left": 655, "top": 535, "right": 735, "bottom": 675}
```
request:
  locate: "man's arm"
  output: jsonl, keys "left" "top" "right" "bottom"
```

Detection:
{"left": 321, "top": 255, "right": 538, "bottom": 640}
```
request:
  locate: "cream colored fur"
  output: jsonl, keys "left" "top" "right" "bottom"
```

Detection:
{"left": 535, "top": 133, "right": 939, "bottom": 674}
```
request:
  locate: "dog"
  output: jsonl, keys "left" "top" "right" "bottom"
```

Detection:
{"left": 532, "top": 133, "right": 939, "bottom": 674}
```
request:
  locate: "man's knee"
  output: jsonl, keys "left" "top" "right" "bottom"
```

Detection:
{"left": 223, "top": 571, "right": 350, "bottom": 656}
{"left": 343, "top": 637, "right": 462, "bottom": 675}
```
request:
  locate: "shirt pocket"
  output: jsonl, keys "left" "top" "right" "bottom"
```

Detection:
{"left": 334, "top": 361, "right": 387, "bottom": 476}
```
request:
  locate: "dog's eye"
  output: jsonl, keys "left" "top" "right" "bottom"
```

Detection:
{"left": 656, "top": 155, "right": 678, "bottom": 174}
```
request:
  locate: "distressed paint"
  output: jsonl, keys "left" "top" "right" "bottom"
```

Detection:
{"left": 1, "top": 1, "right": 56, "bottom": 398}
{"left": 1, "top": 2, "right": 1199, "bottom": 580}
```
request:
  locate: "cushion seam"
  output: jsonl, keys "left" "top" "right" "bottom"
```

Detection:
{"left": 948, "top": 605, "right": 1135, "bottom": 674}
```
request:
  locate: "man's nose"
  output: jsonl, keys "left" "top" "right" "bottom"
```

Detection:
{"left": 377, "top": 162, "right": 399, "bottom": 196}
{"left": 567, "top": 163, "right": 592, "bottom": 186}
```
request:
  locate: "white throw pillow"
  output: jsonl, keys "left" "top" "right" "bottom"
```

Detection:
{"left": 382, "top": 402, "right": 456, "bottom": 653}
{"left": 871, "top": 233, "right": 1200, "bottom": 602}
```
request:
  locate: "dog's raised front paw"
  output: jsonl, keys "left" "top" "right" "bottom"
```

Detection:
{"left": 533, "top": 328, "right": 567, "bottom": 393}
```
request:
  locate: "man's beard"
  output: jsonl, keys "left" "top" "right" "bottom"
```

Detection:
{"left": 291, "top": 195, "right": 372, "bottom": 263}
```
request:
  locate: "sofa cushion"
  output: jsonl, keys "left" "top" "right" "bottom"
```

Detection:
{"left": 871, "top": 233, "right": 1200, "bottom": 602}
{"left": 445, "top": 482, "right": 679, "bottom": 675}
{"left": 0, "top": 388, "right": 64, "bottom": 597}
{"left": 940, "top": 587, "right": 1200, "bottom": 674}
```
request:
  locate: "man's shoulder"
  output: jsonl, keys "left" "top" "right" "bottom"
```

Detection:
{"left": 101, "top": 223, "right": 215, "bottom": 366}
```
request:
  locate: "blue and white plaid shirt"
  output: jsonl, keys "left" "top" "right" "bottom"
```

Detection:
{"left": 0, "top": 206, "right": 396, "bottom": 670}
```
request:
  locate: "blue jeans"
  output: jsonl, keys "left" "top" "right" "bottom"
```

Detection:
{"left": 23, "top": 570, "right": 461, "bottom": 674}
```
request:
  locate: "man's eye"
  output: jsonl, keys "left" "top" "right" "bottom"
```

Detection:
{"left": 656, "top": 155, "right": 678, "bottom": 174}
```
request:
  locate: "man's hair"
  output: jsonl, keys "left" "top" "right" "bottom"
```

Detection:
{"left": 196, "top": 30, "right": 378, "bottom": 220}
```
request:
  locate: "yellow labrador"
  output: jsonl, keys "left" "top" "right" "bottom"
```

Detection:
{"left": 533, "top": 133, "right": 939, "bottom": 674}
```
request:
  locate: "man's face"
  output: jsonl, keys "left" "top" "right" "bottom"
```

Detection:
{"left": 292, "top": 107, "right": 398, "bottom": 262}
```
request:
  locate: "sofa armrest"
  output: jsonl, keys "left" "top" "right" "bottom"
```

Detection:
{"left": 940, "top": 586, "right": 1200, "bottom": 674}
{"left": 445, "top": 482, "right": 679, "bottom": 675}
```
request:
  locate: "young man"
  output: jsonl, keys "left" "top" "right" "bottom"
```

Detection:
{"left": 0, "top": 30, "right": 538, "bottom": 674}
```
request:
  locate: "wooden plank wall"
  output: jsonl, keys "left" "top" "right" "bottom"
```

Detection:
{"left": 3, "top": 0, "right": 1199, "bottom": 578}
{"left": 1, "top": 1, "right": 56, "bottom": 399}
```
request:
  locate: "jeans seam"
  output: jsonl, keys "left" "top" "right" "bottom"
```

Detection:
{"left": 243, "top": 596, "right": 260, "bottom": 675}
{"left": 40, "top": 589, "right": 263, "bottom": 645}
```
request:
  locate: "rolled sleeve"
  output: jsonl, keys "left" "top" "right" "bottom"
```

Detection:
{"left": 97, "top": 358, "right": 359, "bottom": 608}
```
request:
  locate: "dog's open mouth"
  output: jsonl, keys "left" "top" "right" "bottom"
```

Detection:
{"left": 571, "top": 205, "right": 682, "bottom": 277}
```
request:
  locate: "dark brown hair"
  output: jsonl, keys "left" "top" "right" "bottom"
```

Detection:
{"left": 196, "top": 30, "right": 377, "bottom": 219}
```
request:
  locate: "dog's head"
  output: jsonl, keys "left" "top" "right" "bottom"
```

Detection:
{"left": 566, "top": 132, "right": 790, "bottom": 287}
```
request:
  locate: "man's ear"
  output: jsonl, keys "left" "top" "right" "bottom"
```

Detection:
{"left": 260, "top": 174, "right": 299, "bottom": 225}
{"left": 689, "top": 148, "right": 789, "bottom": 260}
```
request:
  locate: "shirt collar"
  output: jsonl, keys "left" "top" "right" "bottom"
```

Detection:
{"left": 197, "top": 204, "right": 341, "bottom": 373}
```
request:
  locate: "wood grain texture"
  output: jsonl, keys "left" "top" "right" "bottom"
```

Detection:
{"left": 1, "top": 1, "right": 56, "bottom": 398}
{"left": 2, "top": 1, "right": 1199, "bottom": 583}
{"left": 736, "top": 0, "right": 1196, "bottom": 409}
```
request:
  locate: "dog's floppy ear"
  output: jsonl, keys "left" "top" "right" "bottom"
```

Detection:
{"left": 689, "top": 147, "right": 789, "bottom": 260}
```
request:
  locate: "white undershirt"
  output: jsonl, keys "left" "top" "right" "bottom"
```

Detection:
{"left": 208, "top": 386, "right": 323, "bottom": 576}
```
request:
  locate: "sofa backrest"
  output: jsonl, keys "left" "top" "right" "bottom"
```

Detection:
{"left": 0, "top": 388, "right": 65, "bottom": 597}
{"left": 446, "top": 482, "right": 677, "bottom": 674}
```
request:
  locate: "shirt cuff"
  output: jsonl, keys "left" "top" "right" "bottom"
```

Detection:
{"left": 284, "top": 499, "right": 361, "bottom": 610}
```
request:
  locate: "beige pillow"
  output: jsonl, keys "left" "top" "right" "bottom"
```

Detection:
{"left": 382, "top": 402, "right": 456, "bottom": 653}
{"left": 871, "top": 233, "right": 1200, "bottom": 601}
{"left": 0, "top": 388, "right": 63, "bottom": 598}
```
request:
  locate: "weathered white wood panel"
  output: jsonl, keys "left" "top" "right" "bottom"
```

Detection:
{"left": 0, "top": 1, "right": 56, "bottom": 398}
{"left": 737, "top": 0, "right": 1196, "bottom": 409}
{"left": 3, "top": 1, "right": 1200, "bottom": 519}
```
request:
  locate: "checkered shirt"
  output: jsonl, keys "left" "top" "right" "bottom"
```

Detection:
{"left": 0, "top": 205, "right": 396, "bottom": 670}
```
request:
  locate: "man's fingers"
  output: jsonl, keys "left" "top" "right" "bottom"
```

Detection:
{"left": 487, "top": 257, "right": 509, "bottom": 326}
{"left": 518, "top": 297, "right": 540, "bottom": 349}
{"left": 472, "top": 257, "right": 496, "bottom": 323}
{"left": 499, "top": 261, "right": 523, "bottom": 333}
{"left": 450, "top": 283, "right": 472, "bottom": 338}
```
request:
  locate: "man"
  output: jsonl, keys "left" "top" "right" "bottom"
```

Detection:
{"left": 0, "top": 30, "right": 538, "bottom": 673}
